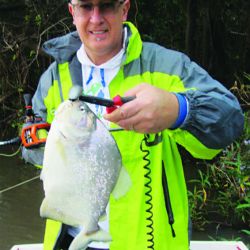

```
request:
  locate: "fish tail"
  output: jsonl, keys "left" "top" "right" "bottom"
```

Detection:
{"left": 69, "top": 229, "right": 112, "bottom": 250}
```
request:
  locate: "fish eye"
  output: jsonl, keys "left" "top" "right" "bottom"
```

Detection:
{"left": 79, "top": 105, "right": 86, "bottom": 112}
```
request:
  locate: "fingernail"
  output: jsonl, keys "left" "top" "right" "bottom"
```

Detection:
{"left": 120, "top": 108, "right": 126, "bottom": 119}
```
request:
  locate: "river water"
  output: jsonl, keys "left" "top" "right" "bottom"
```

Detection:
{"left": 0, "top": 146, "right": 249, "bottom": 249}
{"left": 0, "top": 146, "right": 45, "bottom": 249}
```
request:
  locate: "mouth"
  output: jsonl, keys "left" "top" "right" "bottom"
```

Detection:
{"left": 89, "top": 29, "right": 108, "bottom": 40}
{"left": 91, "top": 30, "right": 107, "bottom": 34}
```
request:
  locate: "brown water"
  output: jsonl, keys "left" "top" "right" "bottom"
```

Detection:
{"left": 0, "top": 146, "right": 45, "bottom": 249}
{"left": 0, "top": 146, "right": 249, "bottom": 249}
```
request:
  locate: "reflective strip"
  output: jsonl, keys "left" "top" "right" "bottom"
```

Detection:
{"left": 43, "top": 219, "right": 62, "bottom": 250}
{"left": 167, "top": 129, "right": 221, "bottom": 159}
{"left": 44, "top": 62, "right": 73, "bottom": 123}
{"left": 44, "top": 80, "right": 61, "bottom": 123}
{"left": 58, "top": 62, "right": 73, "bottom": 101}
{"left": 123, "top": 22, "right": 142, "bottom": 65}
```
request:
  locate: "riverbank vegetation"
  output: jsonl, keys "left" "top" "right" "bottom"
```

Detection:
{"left": 187, "top": 81, "right": 249, "bottom": 246}
{"left": 0, "top": 0, "right": 249, "bottom": 245}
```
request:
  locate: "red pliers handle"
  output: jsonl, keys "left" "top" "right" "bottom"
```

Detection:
{"left": 106, "top": 95, "right": 135, "bottom": 114}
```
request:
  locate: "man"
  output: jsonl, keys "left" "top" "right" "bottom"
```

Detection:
{"left": 22, "top": 0, "right": 244, "bottom": 249}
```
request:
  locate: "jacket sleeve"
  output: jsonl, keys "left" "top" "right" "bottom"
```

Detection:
{"left": 176, "top": 53, "right": 244, "bottom": 150}
{"left": 21, "top": 64, "right": 55, "bottom": 167}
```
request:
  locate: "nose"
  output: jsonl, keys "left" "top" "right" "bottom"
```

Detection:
{"left": 90, "top": 6, "right": 104, "bottom": 23}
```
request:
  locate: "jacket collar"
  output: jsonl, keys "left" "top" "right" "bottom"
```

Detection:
{"left": 42, "top": 22, "right": 142, "bottom": 65}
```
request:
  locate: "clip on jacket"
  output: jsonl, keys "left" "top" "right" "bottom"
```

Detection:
{"left": 21, "top": 93, "right": 51, "bottom": 148}
{"left": 69, "top": 85, "right": 135, "bottom": 113}
{"left": 21, "top": 123, "right": 50, "bottom": 148}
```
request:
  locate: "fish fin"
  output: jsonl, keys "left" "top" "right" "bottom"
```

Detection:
{"left": 40, "top": 198, "right": 49, "bottom": 218}
{"left": 112, "top": 166, "right": 132, "bottom": 200}
{"left": 40, "top": 198, "right": 58, "bottom": 220}
{"left": 69, "top": 229, "right": 112, "bottom": 250}
{"left": 40, "top": 198, "right": 62, "bottom": 222}
{"left": 40, "top": 197, "right": 80, "bottom": 227}
{"left": 99, "top": 213, "right": 107, "bottom": 222}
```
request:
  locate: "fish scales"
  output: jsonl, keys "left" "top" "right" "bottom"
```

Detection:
{"left": 40, "top": 100, "right": 130, "bottom": 250}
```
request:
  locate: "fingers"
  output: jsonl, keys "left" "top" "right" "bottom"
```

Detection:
{"left": 104, "top": 84, "right": 150, "bottom": 124}
{"left": 103, "top": 83, "right": 179, "bottom": 133}
{"left": 105, "top": 104, "right": 159, "bottom": 133}
{"left": 123, "top": 83, "right": 147, "bottom": 97}
{"left": 103, "top": 98, "right": 140, "bottom": 123}
{"left": 117, "top": 111, "right": 161, "bottom": 133}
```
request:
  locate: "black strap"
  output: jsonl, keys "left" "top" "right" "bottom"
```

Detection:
{"left": 162, "top": 161, "right": 176, "bottom": 237}
{"left": 53, "top": 224, "right": 72, "bottom": 250}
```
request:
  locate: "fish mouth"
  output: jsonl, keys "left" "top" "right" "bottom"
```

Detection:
{"left": 77, "top": 117, "right": 87, "bottom": 128}
{"left": 88, "top": 112, "right": 96, "bottom": 130}
{"left": 75, "top": 112, "right": 96, "bottom": 131}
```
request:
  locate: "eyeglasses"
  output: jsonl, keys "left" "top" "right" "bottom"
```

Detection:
{"left": 69, "top": 0, "right": 125, "bottom": 17}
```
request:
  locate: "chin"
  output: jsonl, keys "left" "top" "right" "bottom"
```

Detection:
{"left": 91, "top": 40, "right": 110, "bottom": 50}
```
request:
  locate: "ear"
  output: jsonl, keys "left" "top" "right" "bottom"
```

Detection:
{"left": 68, "top": 3, "right": 76, "bottom": 25}
{"left": 122, "top": 0, "right": 130, "bottom": 21}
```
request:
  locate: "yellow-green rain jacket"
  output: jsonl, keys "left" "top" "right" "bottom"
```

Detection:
{"left": 22, "top": 22, "right": 244, "bottom": 250}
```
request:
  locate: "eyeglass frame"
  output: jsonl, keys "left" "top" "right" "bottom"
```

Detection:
{"left": 68, "top": 0, "right": 126, "bottom": 17}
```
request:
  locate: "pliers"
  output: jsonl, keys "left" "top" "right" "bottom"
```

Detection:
{"left": 69, "top": 86, "right": 135, "bottom": 113}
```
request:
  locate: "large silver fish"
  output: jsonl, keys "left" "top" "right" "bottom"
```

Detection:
{"left": 40, "top": 100, "right": 131, "bottom": 250}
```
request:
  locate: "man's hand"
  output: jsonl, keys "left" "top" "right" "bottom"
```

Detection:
{"left": 104, "top": 84, "right": 179, "bottom": 133}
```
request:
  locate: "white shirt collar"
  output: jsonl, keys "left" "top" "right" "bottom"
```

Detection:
{"left": 77, "top": 27, "right": 127, "bottom": 69}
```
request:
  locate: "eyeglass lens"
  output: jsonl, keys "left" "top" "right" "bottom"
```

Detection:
{"left": 72, "top": 1, "right": 124, "bottom": 16}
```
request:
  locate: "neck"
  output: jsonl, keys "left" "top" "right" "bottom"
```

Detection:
{"left": 85, "top": 45, "right": 123, "bottom": 66}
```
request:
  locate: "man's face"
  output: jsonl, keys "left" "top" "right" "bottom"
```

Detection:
{"left": 69, "top": 0, "right": 130, "bottom": 64}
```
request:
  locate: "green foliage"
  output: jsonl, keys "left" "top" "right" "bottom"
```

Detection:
{"left": 35, "top": 14, "right": 41, "bottom": 27}
{"left": 129, "top": 0, "right": 186, "bottom": 49}
{"left": 188, "top": 110, "right": 250, "bottom": 232}
{"left": 231, "top": 73, "right": 250, "bottom": 112}
{"left": 0, "top": 0, "right": 73, "bottom": 136}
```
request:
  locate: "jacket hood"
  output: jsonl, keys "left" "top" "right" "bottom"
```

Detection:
{"left": 42, "top": 22, "right": 142, "bottom": 64}
{"left": 42, "top": 31, "right": 82, "bottom": 63}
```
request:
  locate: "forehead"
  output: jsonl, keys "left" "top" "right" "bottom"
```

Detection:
{"left": 76, "top": 0, "right": 118, "bottom": 2}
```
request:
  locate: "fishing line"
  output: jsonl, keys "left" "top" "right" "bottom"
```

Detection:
{"left": 0, "top": 144, "right": 22, "bottom": 157}
{"left": 0, "top": 175, "right": 40, "bottom": 194}
{"left": 0, "top": 136, "right": 21, "bottom": 146}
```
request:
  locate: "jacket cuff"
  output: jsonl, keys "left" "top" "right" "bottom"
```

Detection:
{"left": 170, "top": 93, "right": 188, "bottom": 129}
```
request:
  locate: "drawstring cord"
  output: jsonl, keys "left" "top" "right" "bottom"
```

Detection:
{"left": 86, "top": 67, "right": 106, "bottom": 87}
{"left": 100, "top": 68, "right": 106, "bottom": 87}
{"left": 86, "top": 66, "right": 94, "bottom": 85}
